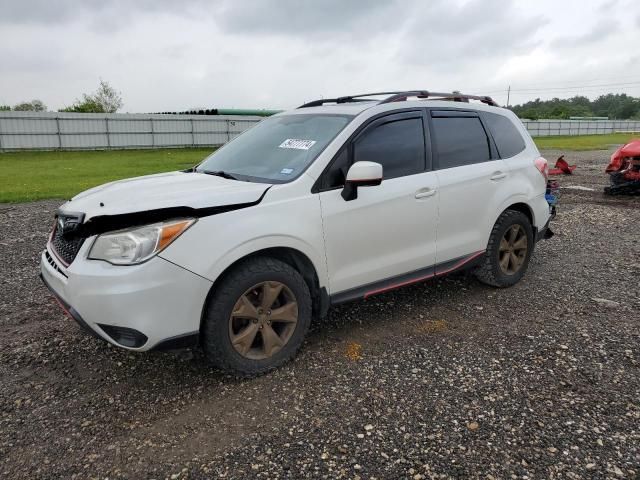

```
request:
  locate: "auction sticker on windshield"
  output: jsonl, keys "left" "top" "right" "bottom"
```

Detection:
{"left": 279, "top": 139, "right": 317, "bottom": 150}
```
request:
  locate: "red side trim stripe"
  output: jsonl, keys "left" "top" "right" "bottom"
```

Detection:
{"left": 364, "top": 272, "right": 435, "bottom": 299}
{"left": 363, "top": 250, "right": 484, "bottom": 299}
{"left": 435, "top": 250, "right": 484, "bottom": 276}
{"left": 51, "top": 295, "right": 73, "bottom": 320}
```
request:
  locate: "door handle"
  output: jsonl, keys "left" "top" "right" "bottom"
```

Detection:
{"left": 415, "top": 188, "right": 437, "bottom": 199}
{"left": 490, "top": 172, "right": 507, "bottom": 181}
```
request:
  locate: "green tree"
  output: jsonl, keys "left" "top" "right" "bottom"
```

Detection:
{"left": 510, "top": 93, "right": 639, "bottom": 120}
{"left": 613, "top": 97, "right": 639, "bottom": 119}
{"left": 13, "top": 99, "right": 47, "bottom": 111}
{"left": 60, "top": 80, "right": 123, "bottom": 113}
{"left": 60, "top": 97, "right": 105, "bottom": 113}
{"left": 0, "top": 105, "right": 10, "bottom": 111}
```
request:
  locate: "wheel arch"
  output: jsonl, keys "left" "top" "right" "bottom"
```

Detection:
{"left": 200, "top": 246, "right": 328, "bottom": 334}
{"left": 503, "top": 202, "right": 534, "bottom": 226}
{"left": 484, "top": 201, "right": 536, "bottom": 249}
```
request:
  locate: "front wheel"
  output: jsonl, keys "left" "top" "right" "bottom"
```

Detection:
{"left": 201, "top": 257, "right": 312, "bottom": 377}
{"left": 475, "top": 210, "right": 534, "bottom": 288}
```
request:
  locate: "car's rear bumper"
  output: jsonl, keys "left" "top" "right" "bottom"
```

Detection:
{"left": 536, "top": 205, "right": 556, "bottom": 242}
{"left": 40, "top": 246, "right": 212, "bottom": 351}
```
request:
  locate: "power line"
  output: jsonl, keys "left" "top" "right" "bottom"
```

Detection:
{"left": 512, "top": 81, "right": 640, "bottom": 93}
{"left": 479, "top": 81, "right": 640, "bottom": 95}
{"left": 476, "top": 84, "right": 640, "bottom": 103}
{"left": 475, "top": 73, "right": 640, "bottom": 91}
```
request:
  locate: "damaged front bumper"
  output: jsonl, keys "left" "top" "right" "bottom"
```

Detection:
{"left": 40, "top": 243, "right": 212, "bottom": 351}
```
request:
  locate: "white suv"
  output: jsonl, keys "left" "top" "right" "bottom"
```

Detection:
{"left": 41, "top": 91, "right": 554, "bottom": 376}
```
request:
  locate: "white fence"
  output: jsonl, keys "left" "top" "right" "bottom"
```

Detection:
{"left": 1, "top": 112, "right": 639, "bottom": 151}
{"left": 0, "top": 111, "right": 263, "bottom": 151}
{"left": 521, "top": 119, "right": 640, "bottom": 137}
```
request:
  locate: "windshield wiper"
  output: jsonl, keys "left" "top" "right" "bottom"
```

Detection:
{"left": 200, "top": 170, "right": 240, "bottom": 181}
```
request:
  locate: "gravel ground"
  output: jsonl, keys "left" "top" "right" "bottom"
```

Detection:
{"left": 1, "top": 148, "right": 638, "bottom": 479}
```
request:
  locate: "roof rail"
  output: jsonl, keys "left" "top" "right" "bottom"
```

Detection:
{"left": 297, "top": 90, "right": 499, "bottom": 109}
{"left": 380, "top": 91, "right": 499, "bottom": 107}
{"left": 298, "top": 92, "right": 406, "bottom": 108}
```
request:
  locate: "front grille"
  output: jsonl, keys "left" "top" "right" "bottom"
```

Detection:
{"left": 45, "top": 250, "right": 68, "bottom": 277}
{"left": 50, "top": 224, "right": 85, "bottom": 266}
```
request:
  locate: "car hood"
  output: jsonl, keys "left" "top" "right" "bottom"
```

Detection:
{"left": 60, "top": 171, "right": 271, "bottom": 221}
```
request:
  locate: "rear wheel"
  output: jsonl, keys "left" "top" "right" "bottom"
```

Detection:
{"left": 202, "top": 257, "right": 311, "bottom": 376}
{"left": 475, "top": 210, "right": 534, "bottom": 287}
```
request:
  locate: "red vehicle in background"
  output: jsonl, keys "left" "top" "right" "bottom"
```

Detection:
{"left": 605, "top": 139, "right": 640, "bottom": 195}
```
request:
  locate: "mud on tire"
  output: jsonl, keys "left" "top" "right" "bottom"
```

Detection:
{"left": 201, "top": 256, "right": 312, "bottom": 377}
{"left": 474, "top": 209, "right": 535, "bottom": 288}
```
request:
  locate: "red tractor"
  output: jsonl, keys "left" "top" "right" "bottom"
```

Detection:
{"left": 605, "top": 139, "right": 640, "bottom": 195}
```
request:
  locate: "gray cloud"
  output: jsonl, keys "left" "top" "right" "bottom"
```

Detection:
{"left": 0, "top": 0, "right": 638, "bottom": 111}
{"left": 0, "top": 0, "right": 84, "bottom": 24}
{"left": 398, "top": 0, "right": 547, "bottom": 67}
{"left": 0, "top": 0, "right": 206, "bottom": 26}
{"left": 598, "top": 0, "right": 618, "bottom": 11}
{"left": 550, "top": 18, "right": 619, "bottom": 48}
{"left": 210, "top": 0, "right": 548, "bottom": 68}
{"left": 211, "top": 0, "right": 404, "bottom": 39}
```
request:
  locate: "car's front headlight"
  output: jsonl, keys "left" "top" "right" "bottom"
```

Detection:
{"left": 88, "top": 218, "right": 195, "bottom": 265}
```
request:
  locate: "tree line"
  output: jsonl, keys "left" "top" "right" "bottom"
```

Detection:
{"left": 509, "top": 93, "right": 640, "bottom": 120}
{"left": 3, "top": 85, "right": 640, "bottom": 120}
{"left": 1, "top": 80, "right": 123, "bottom": 113}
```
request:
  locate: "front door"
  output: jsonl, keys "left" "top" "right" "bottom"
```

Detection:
{"left": 318, "top": 111, "right": 440, "bottom": 297}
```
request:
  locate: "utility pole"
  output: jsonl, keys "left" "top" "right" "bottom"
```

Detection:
{"left": 507, "top": 85, "right": 511, "bottom": 108}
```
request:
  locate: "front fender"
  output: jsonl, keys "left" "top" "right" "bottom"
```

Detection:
{"left": 158, "top": 193, "right": 329, "bottom": 291}
{"left": 196, "top": 234, "right": 329, "bottom": 290}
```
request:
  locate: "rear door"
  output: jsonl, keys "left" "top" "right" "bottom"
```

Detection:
{"left": 429, "top": 109, "right": 508, "bottom": 264}
{"left": 318, "top": 110, "right": 440, "bottom": 297}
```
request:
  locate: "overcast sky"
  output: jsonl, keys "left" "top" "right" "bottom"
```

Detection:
{"left": 1, "top": 0, "right": 639, "bottom": 112}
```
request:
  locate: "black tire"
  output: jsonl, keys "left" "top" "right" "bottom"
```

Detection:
{"left": 201, "top": 256, "right": 312, "bottom": 377}
{"left": 474, "top": 210, "right": 535, "bottom": 288}
{"left": 609, "top": 172, "right": 626, "bottom": 186}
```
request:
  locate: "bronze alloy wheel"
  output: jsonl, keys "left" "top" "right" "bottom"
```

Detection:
{"left": 498, "top": 224, "right": 528, "bottom": 275}
{"left": 228, "top": 281, "right": 298, "bottom": 360}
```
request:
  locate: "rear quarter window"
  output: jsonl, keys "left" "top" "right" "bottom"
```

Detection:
{"left": 482, "top": 112, "right": 526, "bottom": 158}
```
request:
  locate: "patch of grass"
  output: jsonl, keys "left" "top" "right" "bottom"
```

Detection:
{"left": 533, "top": 132, "right": 639, "bottom": 151}
{"left": 2, "top": 133, "right": 639, "bottom": 203}
{"left": 0, "top": 148, "right": 214, "bottom": 203}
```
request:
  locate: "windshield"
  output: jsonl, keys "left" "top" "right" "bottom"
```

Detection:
{"left": 196, "top": 114, "right": 353, "bottom": 183}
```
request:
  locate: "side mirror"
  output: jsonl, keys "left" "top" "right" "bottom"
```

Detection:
{"left": 341, "top": 161, "right": 383, "bottom": 201}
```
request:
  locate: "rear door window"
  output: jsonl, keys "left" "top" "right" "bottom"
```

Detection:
{"left": 431, "top": 116, "right": 490, "bottom": 169}
{"left": 482, "top": 112, "right": 526, "bottom": 158}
